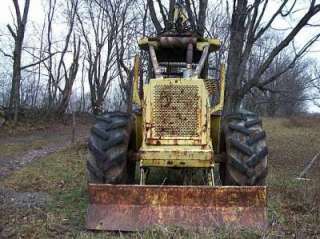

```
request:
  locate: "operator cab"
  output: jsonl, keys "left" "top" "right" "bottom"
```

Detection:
{"left": 138, "top": 33, "right": 221, "bottom": 80}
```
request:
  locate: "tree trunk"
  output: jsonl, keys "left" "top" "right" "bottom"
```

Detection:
{"left": 197, "top": 0, "right": 208, "bottom": 36}
{"left": 56, "top": 87, "right": 72, "bottom": 115}
{"left": 9, "top": 42, "right": 22, "bottom": 122}
{"left": 224, "top": 0, "right": 248, "bottom": 114}
{"left": 95, "top": 93, "right": 104, "bottom": 115}
{"left": 8, "top": 0, "right": 31, "bottom": 123}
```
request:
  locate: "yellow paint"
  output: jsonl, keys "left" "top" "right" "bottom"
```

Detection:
{"left": 138, "top": 38, "right": 159, "bottom": 49}
{"left": 173, "top": 3, "right": 189, "bottom": 25}
{"left": 141, "top": 159, "right": 213, "bottom": 168}
{"left": 132, "top": 55, "right": 141, "bottom": 107}
{"left": 211, "top": 115, "right": 222, "bottom": 152}
{"left": 211, "top": 64, "right": 226, "bottom": 114}
{"left": 209, "top": 64, "right": 226, "bottom": 152}
{"left": 140, "top": 145, "right": 212, "bottom": 157}
{"left": 139, "top": 77, "right": 214, "bottom": 168}
{"left": 134, "top": 38, "right": 228, "bottom": 169}
{"left": 132, "top": 113, "right": 143, "bottom": 151}
{"left": 143, "top": 78, "right": 210, "bottom": 146}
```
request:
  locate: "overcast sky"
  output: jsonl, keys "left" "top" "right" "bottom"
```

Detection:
{"left": 0, "top": 0, "right": 319, "bottom": 112}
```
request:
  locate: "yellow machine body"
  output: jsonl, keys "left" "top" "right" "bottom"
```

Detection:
{"left": 134, "top": 37, "right": 226, "bottom": 169}
{"left": 139, "top": 77, "right": 213, "bottom": 168}
{"left": 86, "top": 35, "right": 267, "bottom": 231}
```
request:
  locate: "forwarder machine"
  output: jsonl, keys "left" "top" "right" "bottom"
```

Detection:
{"left": 85, "top": 3, "right": 268, "bottom": 231}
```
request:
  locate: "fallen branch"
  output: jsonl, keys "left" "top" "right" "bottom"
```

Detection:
{"left": 296, "top": 152, "right": 320, "bottom": 180}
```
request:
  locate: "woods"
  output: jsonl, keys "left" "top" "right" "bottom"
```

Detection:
{"left": 0, "top": 0, "right": 320, "bottom": 124}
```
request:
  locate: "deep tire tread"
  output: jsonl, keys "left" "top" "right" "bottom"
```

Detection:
{"left": 229, "top": 138, "right": 253, "bottom": 156}
{"left": 87, "top": 112, "right": 133, "bottom": 184}
{"left": 228, "top": 155, "right": 249, "bottom": 174}
{"left": 91, "top": 126, "right": 109, "bottom": 140}
{"left": 246, "top": 131, "right": 266, "bottom": 146}
{"left": 87, "top": 159, "right": 105, "bottom": 180}
{"left": 245, "top": 119, "right": 262, "bottom": 128}
{"left": 221, "top": 112, "right": 268, "bottom": 186}
{"left": 246, "top": 147, "right": 268, "bottom": 168}
{"left": 101, "top": 134, "right": 125, "bottom": 151}
{"left": 229, "top": 124, "right": 251, "bottom": 136}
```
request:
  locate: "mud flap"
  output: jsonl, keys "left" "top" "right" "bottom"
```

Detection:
{"left": 86, "top": 184, "right": 267, "bottom": 231}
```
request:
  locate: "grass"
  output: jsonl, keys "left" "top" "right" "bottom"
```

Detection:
{"left": 264, "top": 117, "right": 320, "bottom": 238}
{"left": 1, "top": 145, "right": 88, "bottom": 238}
{"left": 0, "top": 120, "right": 54, "bottom": 137}
{"left": 1, "top": 117, "right": 320, "bottom": 238}
{"left": 0, "top": 139, "right": 49, "bottom": 157}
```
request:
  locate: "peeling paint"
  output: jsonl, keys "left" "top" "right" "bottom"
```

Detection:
{"left": 86, "top": 184, "right": 267, "bottom": 231}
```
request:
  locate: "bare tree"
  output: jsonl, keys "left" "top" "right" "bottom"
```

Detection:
{"left": 1, "top": 0, "right": 72, "bottom": 120}
{"left": 46, "top": 0, "right": 56, "bottom": 109}
{"left": 43, "top": 0, "right": 80, "bottom": 115}
{"left": 244, "top": 53, "right": 313, "bottom": 116}
{"left": 77, "top": 1, "right": 119, "bottom": 114}
{"left": 78, "top": 0, "right": 137, "bottom": 114}
{"left": 225, "top": 0, "right": 320, "bottom": 113}
{"left": 56, "top": 35, "right": 81, "bottom": 115}
{"left": 7, "top": 0, "right": 31, "bottom": 122}
{"left": 144, "top": 0, "right": 320, "bottom": 114}
{"left": 1, "top": 0, "right": 320, "bottom": 120}
{"left": 114, "top": 0, "right": 141, "bottom": 112}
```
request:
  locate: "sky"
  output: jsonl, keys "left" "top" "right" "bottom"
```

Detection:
{"left": 0, "top": 0, "right": 319, "bottom": 112}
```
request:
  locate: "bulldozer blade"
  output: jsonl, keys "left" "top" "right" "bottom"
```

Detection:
{"left": 86, "top": 184, "right": 267, "bottom": 231}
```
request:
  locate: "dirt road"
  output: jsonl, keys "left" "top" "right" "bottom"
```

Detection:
{"left": 0, "top": 120, "right": 91, "bottom": 179}
{"left": 0, "top": 117, "right": 92, "bottom": 238}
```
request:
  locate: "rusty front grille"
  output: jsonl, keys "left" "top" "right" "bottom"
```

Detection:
{"left": 153, "top": 84, "right": 200, "bottom": 138}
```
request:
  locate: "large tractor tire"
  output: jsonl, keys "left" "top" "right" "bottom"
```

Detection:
{"left": 87, "top": 112, "right": 133, "bottom": 184}
{"left": 220, "top": 112, "right": 268, "bottom": 186}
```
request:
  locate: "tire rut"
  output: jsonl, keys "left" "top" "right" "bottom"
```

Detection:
{"left": 0, "top": 142, "right": 70, "bottom": 179}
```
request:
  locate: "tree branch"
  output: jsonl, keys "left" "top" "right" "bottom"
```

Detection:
{"left": 0, "top": 48, "right": 13, "bottom": 58}
{"left": 185, "top": 0, "right": 197, "bottom": 31}
{"left": 240, "top": 4, "right": 320, "bottom": 97}
{"left": 20, "top": 52, "right": 62, "bottom": 70}
{"left": 155, "top": 0, "right": 168, "bottom": 27}
{"left": 147, "top": 0, "right": 163, "bottom": 34}
{"left": 197, "top": 0, "right": 208, "bottom": 36}
{"left": 6, "top": 24, "right": 17, "bottom": 39}
{"left": 257, "top": 34, "right": 320, "bottom": 88}
{"left": 12, "top": 0, "right": 22, "bottom": 24}
{"left": 168, "top": 0, "right": 176, "bottom": 24}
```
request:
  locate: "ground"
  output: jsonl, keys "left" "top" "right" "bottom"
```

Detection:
{"left": 0, "top": 116, "right": 319, "bottom": 238}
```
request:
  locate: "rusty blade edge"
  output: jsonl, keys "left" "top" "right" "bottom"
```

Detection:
{"left": 86, "top": 204, "right": 267, "bottom": 231}
{"left": 86, "top": 184, "right": 267, "bottom": 231}
{"left": 87, "top": 184, "right": 267, "bottom": 207}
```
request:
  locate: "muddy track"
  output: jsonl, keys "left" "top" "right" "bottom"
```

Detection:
{"left": 0, "top": 141, "right": 71, "bottom": 179}
{"left": 0, "top": 123, "right": 90, "bottom": 179}
{"left": 0, "top": 119, "right": 93, "bottom": 237}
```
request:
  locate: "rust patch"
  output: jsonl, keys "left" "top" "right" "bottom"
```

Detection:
{"left": 152, "top": 84, "right": 200, "bottom": 138}
{"left": 86, "top": 184, "right": 267, "bottom": 231}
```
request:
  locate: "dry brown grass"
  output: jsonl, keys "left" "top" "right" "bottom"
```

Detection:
{"left": 264, "top": 117, "right": 320, "bottom": 238}
{"left": 0, "top": 113, "right": 94, "bottom": 137}
{"left": 0, "top": 139, "right": 49, "bottom": 157}
{"left": 0, "top": 117, "right": 319, "bottom": 238}
{"left": 281, "top": 116, "right": 320, "bottom": 129}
